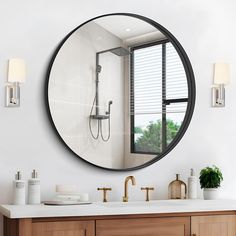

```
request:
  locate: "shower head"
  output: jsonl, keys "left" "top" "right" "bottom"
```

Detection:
{"left": 109, "top": 47, "right": 130, "bottom": 57}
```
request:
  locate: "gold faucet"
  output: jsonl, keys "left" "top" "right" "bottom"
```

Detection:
{"left": 123, "top": 176, "right": 136, "bottom": 202}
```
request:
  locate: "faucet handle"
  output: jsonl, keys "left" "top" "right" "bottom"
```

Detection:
{"left": 97, "top": 187, "right": 112, "bottom": 202}
{"left": 141, "top": 187, "right": 154, "bottom": 201}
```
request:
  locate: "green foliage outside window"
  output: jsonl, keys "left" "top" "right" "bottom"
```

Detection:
{"left": 134, "top": 127, "right": 143, "bottom": 134}
{"left": 134, "top": 119, "right": 181, "bottom": 153}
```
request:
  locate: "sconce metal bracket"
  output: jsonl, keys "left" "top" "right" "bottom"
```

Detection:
{"left": 212, "top": 85, "right": 225, "bottom": 107}
{"left": 5, "top": 83, "right": 20, "bottom": 107}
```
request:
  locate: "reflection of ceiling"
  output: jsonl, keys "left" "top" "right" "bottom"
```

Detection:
{"left": 94, "top": 15, "right": 164, "bottom": 40}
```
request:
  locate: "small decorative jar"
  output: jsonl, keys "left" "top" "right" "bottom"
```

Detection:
{"left": 168, "top": 174, "right": 187, "bottom": 199}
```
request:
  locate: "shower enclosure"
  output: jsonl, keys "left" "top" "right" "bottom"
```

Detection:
{"left": 89, "top": 47, "right": 130, "bottom": 141}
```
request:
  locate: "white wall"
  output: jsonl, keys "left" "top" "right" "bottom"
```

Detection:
{"left": 0, "top": 0, "right": 236, "bottom": 235}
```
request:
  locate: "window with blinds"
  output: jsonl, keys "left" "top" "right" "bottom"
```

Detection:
{"left": 130, "top": 40, "right": 188, "bottom": 154}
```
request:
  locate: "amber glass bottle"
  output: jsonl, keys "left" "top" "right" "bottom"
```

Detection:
{"left": 168, "top": 174, "right": 187, "bottom": 199}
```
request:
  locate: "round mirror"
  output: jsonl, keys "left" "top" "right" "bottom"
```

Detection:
{"left": 46, "top": 13, "right": 195, "bottom": 171}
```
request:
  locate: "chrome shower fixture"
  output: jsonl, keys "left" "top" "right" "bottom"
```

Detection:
{"left": 98, "top": 47, "right": 130, "bottom": 57}
{"left": 89, "top": 46, "right": 130, "bottom": 141}
{"left": 106, "top": 101, "right": 113, "bottom": 115}
{"left": 109, "top": 47, "right": 130, "bottom": 56}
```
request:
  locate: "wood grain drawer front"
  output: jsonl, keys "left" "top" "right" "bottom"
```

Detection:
{"left": 96, "top": 217, "right": 190, "bottom": 236}
{"left": 191, "top": 215, "right": 236, "bottom": 236}
{"left": 32, "top": 220, "right": 95, "bottom": 236}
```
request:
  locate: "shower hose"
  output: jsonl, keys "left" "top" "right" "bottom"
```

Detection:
{"left": 89, "top": 95, "right": 111, "bottom": 142}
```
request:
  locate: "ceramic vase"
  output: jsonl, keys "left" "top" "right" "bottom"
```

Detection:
{"left": 203, "top": 188, "right": 219, "bottom": 200}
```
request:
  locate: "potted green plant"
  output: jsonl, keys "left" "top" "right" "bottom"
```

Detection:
{"left": 199, "top": 165, "right": 223, "bottom": 200}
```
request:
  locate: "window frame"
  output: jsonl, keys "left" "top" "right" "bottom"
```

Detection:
{"left": 130, "top": 40, "right": 188, "bottom": 155}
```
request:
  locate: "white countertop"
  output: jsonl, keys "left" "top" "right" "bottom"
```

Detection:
{"left": 1, "top": 199, "right": 236, "bottom": 219}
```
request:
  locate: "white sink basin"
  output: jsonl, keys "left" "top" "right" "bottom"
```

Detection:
{"left": 98, "top": 200, "right": 189, "bottom": 208}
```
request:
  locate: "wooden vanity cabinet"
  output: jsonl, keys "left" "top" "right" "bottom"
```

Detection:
{"left": 32, "top": 220, "right": 95, "bottom": 236}
{"left": 3, "top": 218, "right": 95, "bottom": 236}
{"left": 3, "top": 212, "right": 236, "bottom": 236}
{"left": 191, "top": 215, "right": 236, "bottom": 236}
{"left": 96, "top": 217, "right": 190, "bottom": 236}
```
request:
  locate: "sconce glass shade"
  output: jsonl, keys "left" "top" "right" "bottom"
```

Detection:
{"left": 213, "top": 63, "right": 230, "bottom": 85}
{"left": 8, "top": 58, "right": 26, "bottom": 83}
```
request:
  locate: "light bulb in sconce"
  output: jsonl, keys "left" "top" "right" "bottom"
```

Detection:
{"left": 212, "top": 63, "right": 230, "bottom": 107}
{"left": 6, "top": 58, "right": 26, "bottom": 107}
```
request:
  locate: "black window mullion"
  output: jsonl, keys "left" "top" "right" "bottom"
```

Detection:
{"left": 162, "top": 43, "right": 167, "bottom": 150}
{"left": 130, "top": 49, "right": 135, "bottom": 153}
{"left": 163, "top": 98, "right": 188, "bottom": 105}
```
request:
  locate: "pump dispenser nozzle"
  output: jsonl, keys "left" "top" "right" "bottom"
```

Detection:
{"left": 32, "top": 169, "right": 38, "bottom": 179}
{"left": 190, "top": 168, "right": 195, "bottom": 176}
{"left": 15, "top": 171, "right": 22, "bottom": 180}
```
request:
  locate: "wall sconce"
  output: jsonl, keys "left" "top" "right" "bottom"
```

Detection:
{"left": 5, "top": 58, "right": 26, "bottom": 107}
{"left": 212, "top": 63, "right": 230, "bottom": 107}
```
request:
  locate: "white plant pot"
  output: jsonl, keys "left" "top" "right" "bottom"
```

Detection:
{"left": 203, "top": 188, "right": 219, "bottom": 200}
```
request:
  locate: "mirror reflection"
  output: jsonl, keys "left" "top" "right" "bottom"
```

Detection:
{"left": 47, "top": 15, "right": 191, "bottom": 170}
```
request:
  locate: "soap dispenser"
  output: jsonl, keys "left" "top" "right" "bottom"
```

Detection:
{"left": 13, "top": 171, "right": 26, "bottom": 205}
{"left": 168, "top": 174, "right": 187, "bottom": 199}
{"left": 28, "top": 170, "right": 41, "bottom": 204}
{"left": 188, "top": 168, "right": 197, "bottom": 199}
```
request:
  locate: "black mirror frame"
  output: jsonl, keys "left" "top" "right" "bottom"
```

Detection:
{"left": 45, "top": 13, "right": 196, "bottom": 171}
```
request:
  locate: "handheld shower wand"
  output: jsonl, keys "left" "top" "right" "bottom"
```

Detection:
{"left": 106, "top": 101, "right": 113, "bottom": 115}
